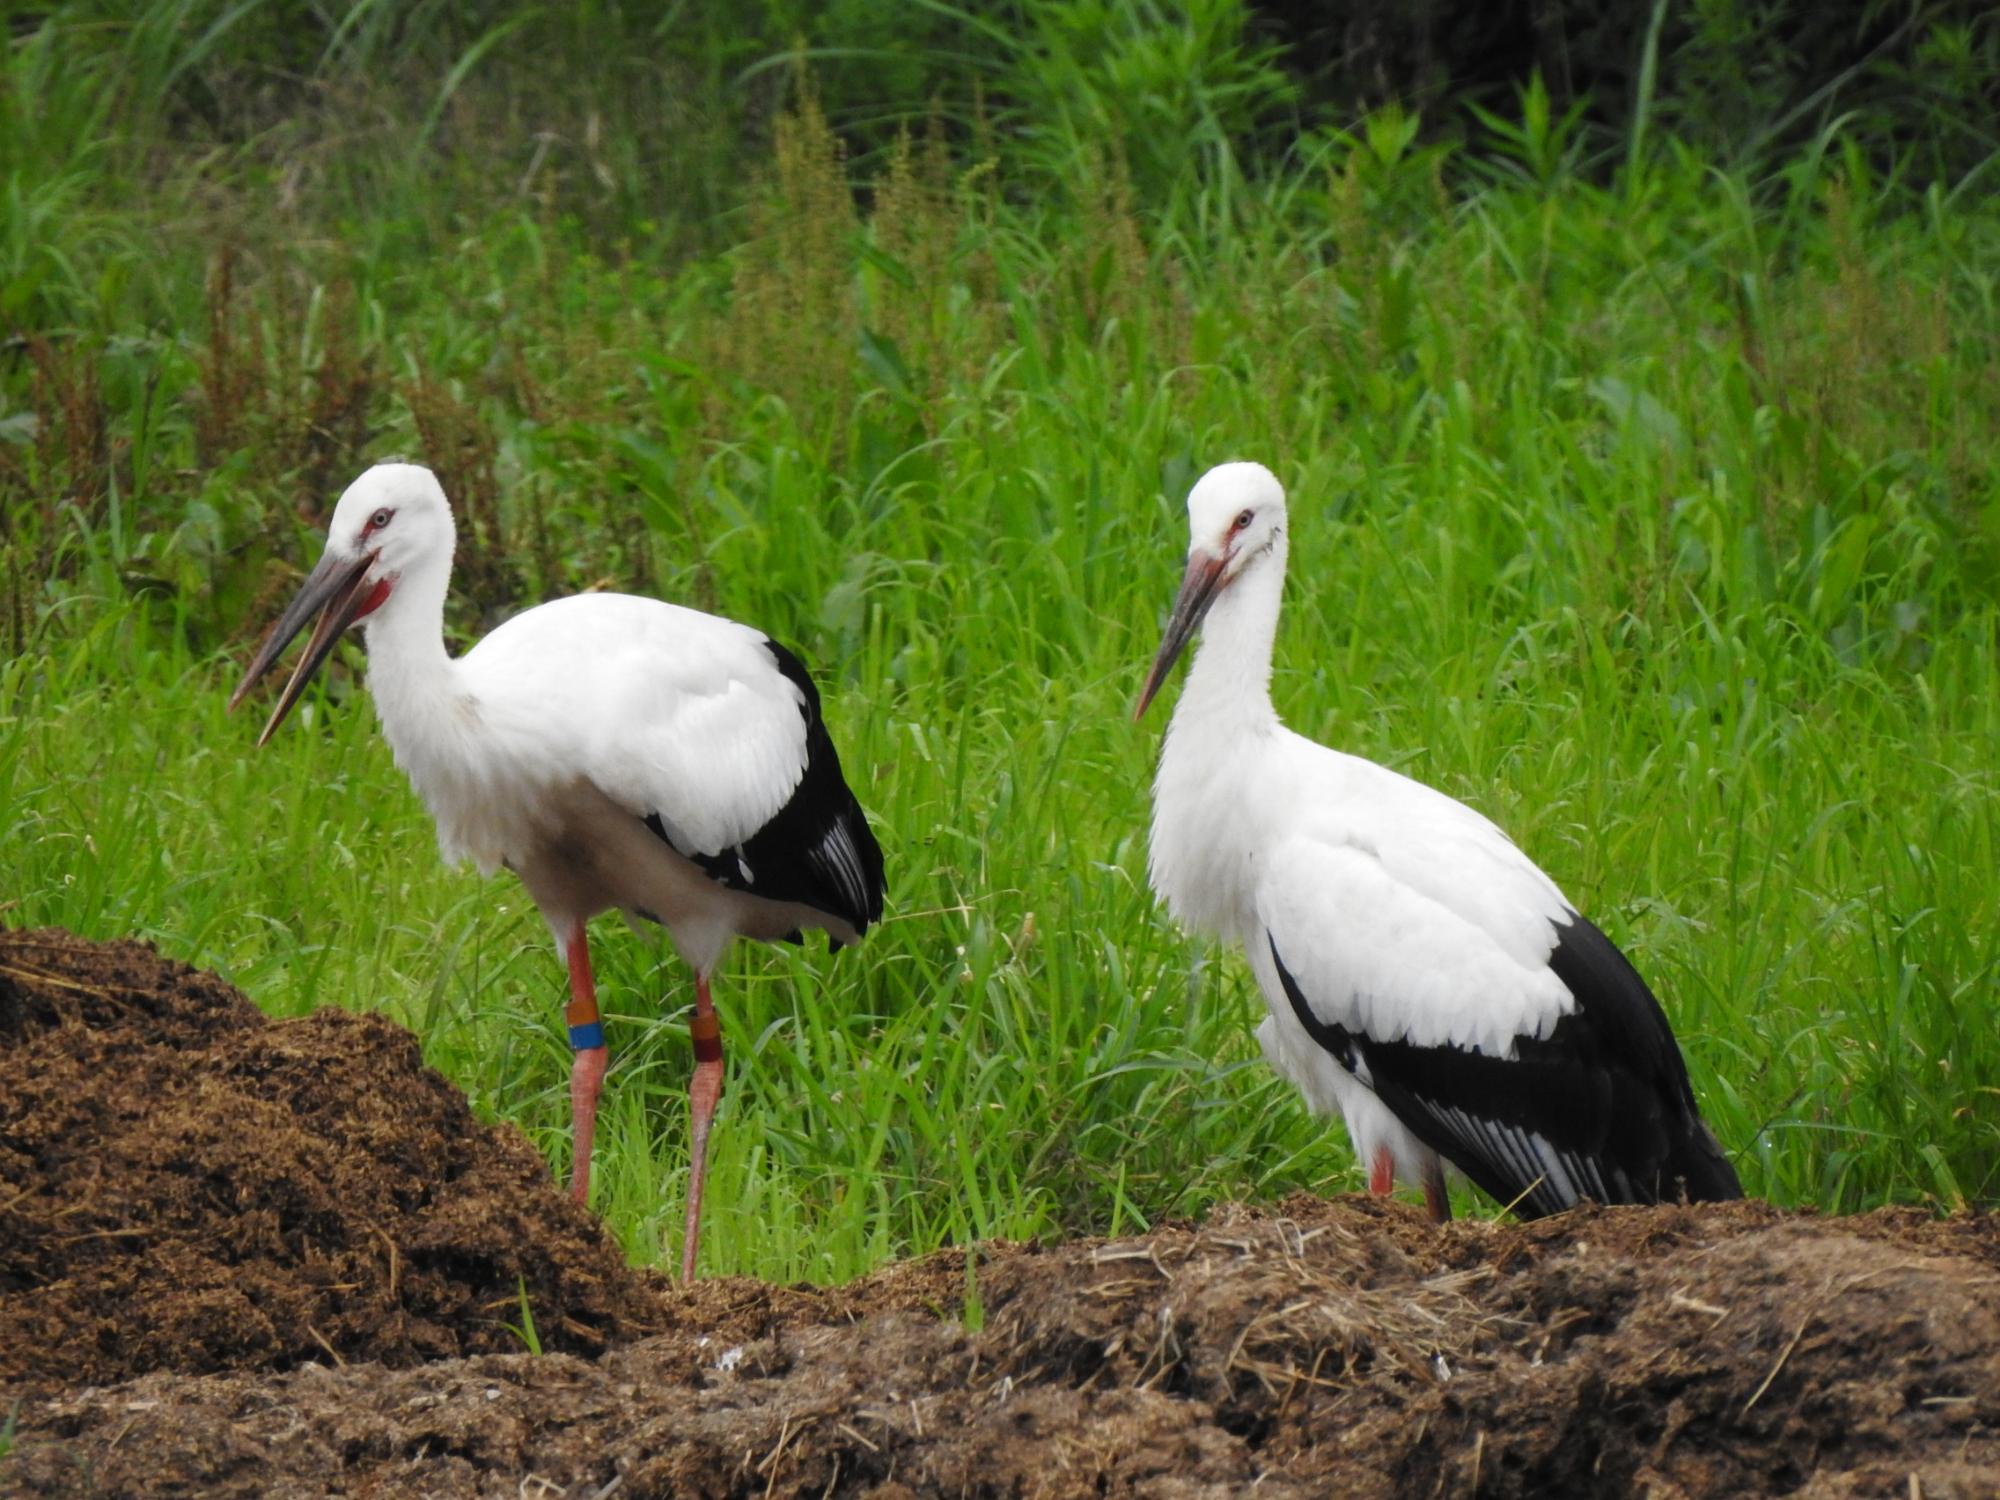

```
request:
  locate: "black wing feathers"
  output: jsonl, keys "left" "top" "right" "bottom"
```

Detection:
{"left": 1270, "top": 914, "right": 1741, "bottom": 1217}
{"left": 1542, "top": 914, "right": 1742, "bottom": 1203}
{"left": 648, "top": 639, "right": 884, "bottom": 944}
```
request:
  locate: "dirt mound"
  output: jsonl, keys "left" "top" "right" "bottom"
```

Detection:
{"left": 5, "top": 928, "right": 1999, "bottom": 1498}
{"left": 15, "top": 1202, "right": 2000, "bottom": 1498}
{"left": 0, "top": 927, "right": 661, "bottom": 1391}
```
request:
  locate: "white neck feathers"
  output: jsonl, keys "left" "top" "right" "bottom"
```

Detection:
{"left": 1170, "top": 534, "right": 1286, "bottom": 737}
{"left": 1147, "top": 535, "right": 1289, "bottom": 942}
{"left": 358, "top": 551, "right": 467, "bottom": 782}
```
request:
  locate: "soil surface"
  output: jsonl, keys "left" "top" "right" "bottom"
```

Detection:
{"left": 4, "top": 926, "right": 1998, "bottom": 1499}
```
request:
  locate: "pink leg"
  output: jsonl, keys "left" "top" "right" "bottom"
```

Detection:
{"left": 564, "top": 922, "right": 610, "bottom": 1206}
{"left": 681, "top": 972, "right": 724, "bottom": 1282}
{"left": 1369, "top": 1145, "right": 1396, "bottom": 1197}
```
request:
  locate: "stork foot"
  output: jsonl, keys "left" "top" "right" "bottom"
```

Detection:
{"left": 1369, "top": 1145, "right": 1396, "bottom": 1197}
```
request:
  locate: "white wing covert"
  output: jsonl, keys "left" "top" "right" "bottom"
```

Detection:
{"left": 1256, "top": 832, "right": 1575, "bottom": 1058}
{"left": 464, "top": 592, "right": 809, "bottom": 856}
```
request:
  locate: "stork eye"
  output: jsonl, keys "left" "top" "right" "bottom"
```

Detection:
{"left": 1232, "top": 509, "right": 1254, "bottom": 532}
{"left": 367, "top": 507, "right": 394, "bottom": 533}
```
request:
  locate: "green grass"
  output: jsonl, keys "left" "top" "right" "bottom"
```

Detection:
{"left": 3, "top": 7, "right": 1998, "bottom": 1281}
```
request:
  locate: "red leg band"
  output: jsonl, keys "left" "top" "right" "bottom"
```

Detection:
{"left": 689, "top": 1009, "right": 722, "bottom": 1064}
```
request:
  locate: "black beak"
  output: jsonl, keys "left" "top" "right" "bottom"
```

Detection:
{"left": 229, "top": 550, "right": 379, "bottom": 746}
{"left": 1134, "top": 551, "right": 1228, "bottom": 721}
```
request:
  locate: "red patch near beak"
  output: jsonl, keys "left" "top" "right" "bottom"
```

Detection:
{"left": 352, "top": 577, "right": 393, "bottom": 621}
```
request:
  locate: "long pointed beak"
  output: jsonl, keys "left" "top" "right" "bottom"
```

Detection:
{"left": 229, "top": 550, "right": 380, "bottom": 746}
{"left": 1134, "top": 551, "right": 1228, "bottom": 720}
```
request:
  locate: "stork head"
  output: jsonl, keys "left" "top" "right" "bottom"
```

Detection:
{"left": 229, "top": 462, "right": 457, "bottom": 745}
{"left": 1134, "top": 461, "right": 1286, "bottom": 718}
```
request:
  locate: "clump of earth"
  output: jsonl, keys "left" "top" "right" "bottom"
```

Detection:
{"left": 4, "top": 926, "right": 1996, "bottom": 1498}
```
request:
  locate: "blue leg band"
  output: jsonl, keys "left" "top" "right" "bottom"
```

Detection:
{"left": 568, "top": 1021, "right": 606, "bottom": 1051}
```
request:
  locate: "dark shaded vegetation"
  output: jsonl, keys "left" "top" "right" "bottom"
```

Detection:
{"left": 1262, "top": 0, "right": 1998, "bottom": 169}
{"left": 15, "top": 1, "right": 1991, "bottom": 186}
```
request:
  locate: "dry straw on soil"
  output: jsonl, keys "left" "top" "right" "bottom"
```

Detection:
{"left": 4, "top": 925, "right": 1997, "bottom": 1499}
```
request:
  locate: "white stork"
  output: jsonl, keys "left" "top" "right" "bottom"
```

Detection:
{"left": 1135, "top": 461, "right": 1741, "bottom": 1221}
{"left": 231, "top": 461, "right": 885, "bottom": 1278}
